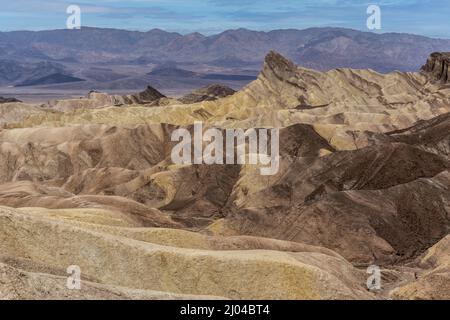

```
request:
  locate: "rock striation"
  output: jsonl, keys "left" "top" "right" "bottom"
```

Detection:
{"left": 421, "top": 52, "right": 450, "bottom": 84}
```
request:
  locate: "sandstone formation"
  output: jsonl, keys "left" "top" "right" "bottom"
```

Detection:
{"left": 1, "top": 52, "right": 450, "bottom": 300}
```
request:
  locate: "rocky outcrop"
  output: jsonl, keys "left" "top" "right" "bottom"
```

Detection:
{"left": 421, "top": 52, "right": 450, "bottom": 84}
{"left": 86, "top": 86, "right": 166, "bottom": 106}
{"left": 126, "top": 85, "right": 167, "bottom": 104}
{"left": 179, "top": 84, "right": 235, "bottom": 104}
{"left": 46, "top": 85, "right": 167, "bottom": 111}
{"left": 86, "top": 86, "right": 167, "bottom": 106}
{"left": 0, "top": 97, "right": 22, "bottom": 104}
{"left": 263, "top": 50, "right": 299, "bottom": 82}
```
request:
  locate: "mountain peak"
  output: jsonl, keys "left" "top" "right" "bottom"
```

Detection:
{"left": 263, "top": 50, "right": 297, "bottom": 76}
{"left": 422, "top": 52, "right": 450, "bottom": 83}
{"left": 135, "top": 85, "right": 166, "bottom": 102}
{"left": 185, "top": 32, "right": 205, "bottom": 39}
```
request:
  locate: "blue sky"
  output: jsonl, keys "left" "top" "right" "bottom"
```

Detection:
{"left": 0, "top": 0, "right": 449, "bottom": 38}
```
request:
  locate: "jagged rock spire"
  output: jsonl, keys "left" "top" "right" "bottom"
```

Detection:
{"left": 262, "top": 50, "right": 297, "bottom": 78}
{"left": 421, "top": 52, "right": 450, "bottom": 83}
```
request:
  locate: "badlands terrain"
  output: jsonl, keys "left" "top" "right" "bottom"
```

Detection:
{"left": 1, "top": 51, "right": 450, "bottom": 300}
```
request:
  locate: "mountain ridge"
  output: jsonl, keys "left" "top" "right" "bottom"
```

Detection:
{"left": 1, "top": 26, "right": 450, "bottom": 71}
{"left": 2, "top": 26, "right": 450, "bottom": 98}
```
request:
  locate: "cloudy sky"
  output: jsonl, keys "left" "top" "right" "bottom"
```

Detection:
{"left": 0, "top": 0, "right": 448, "bottom": 38}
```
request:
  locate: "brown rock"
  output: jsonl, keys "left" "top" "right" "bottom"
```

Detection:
{"left": 421, "top": 52, "right": 450, "bottom": 84}
{"left": 180, "top": 84, "right": 236, "bottom": 104}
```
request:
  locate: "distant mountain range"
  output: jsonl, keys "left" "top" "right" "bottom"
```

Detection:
{"left": 1, "top": 26, "right": 450, "bottom": 92}
{"left": 15, "top": 73, "right": 85, "bottom": 87}
{"left": 148, "top": 66, "right": 257, "bottom": 81}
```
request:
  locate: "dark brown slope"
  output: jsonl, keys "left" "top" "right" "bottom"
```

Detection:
{"left": 227, "top": 171, "right": 450, "bottom": 265}
{"left": 421, "top": 52, "right": 450, "bottom": 84}
{"left": 221, "top": 122, "right": 450, "bottom": 265}
{"left": 389, "top": 112, "right": 450, "bottom": 157}
{"left": 229, "top": 142, "right": 450, "bottom": 210}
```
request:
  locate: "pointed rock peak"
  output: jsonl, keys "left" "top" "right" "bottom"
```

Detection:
{"left": 137, "top": 85, "right": 166, "bottom": 102}
{"left": 421, "top": 52, "right": 450, "bottom": 84}
{"left": 263, "top": 51, "right": 297, "bottom": 75}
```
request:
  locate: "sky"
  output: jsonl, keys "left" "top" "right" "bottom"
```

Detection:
{"left": 0, "top": 0, "right": 449, "bottom": 38}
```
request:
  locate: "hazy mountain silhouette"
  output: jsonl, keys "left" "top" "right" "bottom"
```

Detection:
{"left": 2, "top": 26, "right": 450, "bottom": 99}
{"left": 16, "top": 73, "right": 85, "bottom": 87}
{"left": 1, "top": 27, "right": 450, "bottom": 73}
